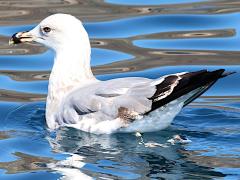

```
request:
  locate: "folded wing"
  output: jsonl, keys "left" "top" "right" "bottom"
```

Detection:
{"left": 59, "top": 69, "right": 232, "bottom": 125}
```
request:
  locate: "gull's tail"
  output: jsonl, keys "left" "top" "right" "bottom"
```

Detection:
{"left": 147, "top": 69, "right": 235, "bottom": 114}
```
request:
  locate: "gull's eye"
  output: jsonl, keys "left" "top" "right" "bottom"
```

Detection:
{"left": 43, "top": 27, "right": 51, "bottom": 33}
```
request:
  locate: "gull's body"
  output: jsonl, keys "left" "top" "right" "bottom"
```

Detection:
{"left": 10, "top": 14, "right": 233, "bottom": 134}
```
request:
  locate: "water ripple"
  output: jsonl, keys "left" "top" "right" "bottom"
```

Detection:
{"left": 0, "top": 0, "right": 239, "bottom": 179}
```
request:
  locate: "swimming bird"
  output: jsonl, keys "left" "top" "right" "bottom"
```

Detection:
{"left": 10, "top": 14, "right": 234, "bottom": 134}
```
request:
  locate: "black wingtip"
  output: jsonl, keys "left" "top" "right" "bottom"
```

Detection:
{"left": 221, "top": 71, "right": 236, "bottom": 78}
{"left": 210, "top": 69, "right": 236, "bottom": 78}
{"left": 147, "top": 68, "right": 236, "bottom": 114}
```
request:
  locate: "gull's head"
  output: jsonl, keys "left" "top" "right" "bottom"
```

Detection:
{"left": 10, "top": 14, "right": 90, "bottom": 52}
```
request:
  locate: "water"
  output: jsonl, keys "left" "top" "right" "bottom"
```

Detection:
{"left": 0, "top": 0, "right": 239, "bottom": 179}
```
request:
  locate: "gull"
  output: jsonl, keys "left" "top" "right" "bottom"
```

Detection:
{"left": 10, "top": 13, "right": 234, "bottom": 134}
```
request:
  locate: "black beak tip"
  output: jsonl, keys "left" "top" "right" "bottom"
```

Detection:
{"left": 10, "top": 33, "right": 21, "bottom": 44}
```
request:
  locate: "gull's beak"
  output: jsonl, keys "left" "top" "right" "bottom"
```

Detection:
{"left": 9, "top": 31, "right": 35, "bottom": 45}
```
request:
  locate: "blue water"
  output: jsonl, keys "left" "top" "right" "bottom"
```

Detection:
{"left": 0, "top": 0, "right": 239, "bottom": 179}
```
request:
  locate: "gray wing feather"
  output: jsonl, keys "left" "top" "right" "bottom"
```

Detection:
{"left": 59, "top": 77, "right": 157, "bottom": 123}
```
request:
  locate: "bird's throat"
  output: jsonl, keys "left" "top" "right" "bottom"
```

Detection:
{"left": 46, "top": 48, "right": 96, "bottom": 129}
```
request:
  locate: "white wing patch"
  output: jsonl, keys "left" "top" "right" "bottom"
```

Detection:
{"left": 151, "top": 73, "right": 188, "bottom": 103}
{"left": 152, "top": 75, "right": 182, "bottom": 102}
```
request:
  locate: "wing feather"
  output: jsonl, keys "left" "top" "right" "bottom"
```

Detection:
{"left": 58, "top": 69, "right": 228, "bottom": 125}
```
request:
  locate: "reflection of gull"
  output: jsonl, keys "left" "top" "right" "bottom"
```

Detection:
{"left": 10, "top": 14, "right": 234, "bottom": 134}
{"left": 46, "top": 131, "right": 93, "bottom": 180}
{"left": 47, "top": 128, "right": 120, "bottom": 152}
{"left": 48, "top": 154, "right": 92, "bottom": 180}
{"left": 46, "top": 129, "right": 122, "bottom": 180}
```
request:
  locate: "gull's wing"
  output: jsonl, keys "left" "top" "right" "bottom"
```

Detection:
{"left": 58, "top": 69, "right": 229, "bottom": 125}
{"left": 56, "top": 75, "right": 174, "bottom": 125}
{"left": 60, "top": 77, "right": 155, "bottom": 121}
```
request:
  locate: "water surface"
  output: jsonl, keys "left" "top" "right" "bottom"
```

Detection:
{"left": 0, "top": 0, "right": 239, "bottom": 179}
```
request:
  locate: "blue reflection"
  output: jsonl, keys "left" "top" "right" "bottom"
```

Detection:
{"left": 91, "top": 48, "right": 134, "bottom": 66}
{"left": 0, "top": 50, "right": 53, "bottom": 71}
{"left": 134, "top": 37, "right": 240, "bottom": 51}
{"left": 0, "top": 75, "right": 47, "bottom": 94}
{"left": 85, "top": 13, "right": 240, "bottom": 38}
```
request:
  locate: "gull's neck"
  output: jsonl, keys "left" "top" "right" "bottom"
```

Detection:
{"left": 46, "top": 43, "right": 97, "bottom": 129}
{"left": 49, "top": 46, "right": 96, "bottom": 98}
